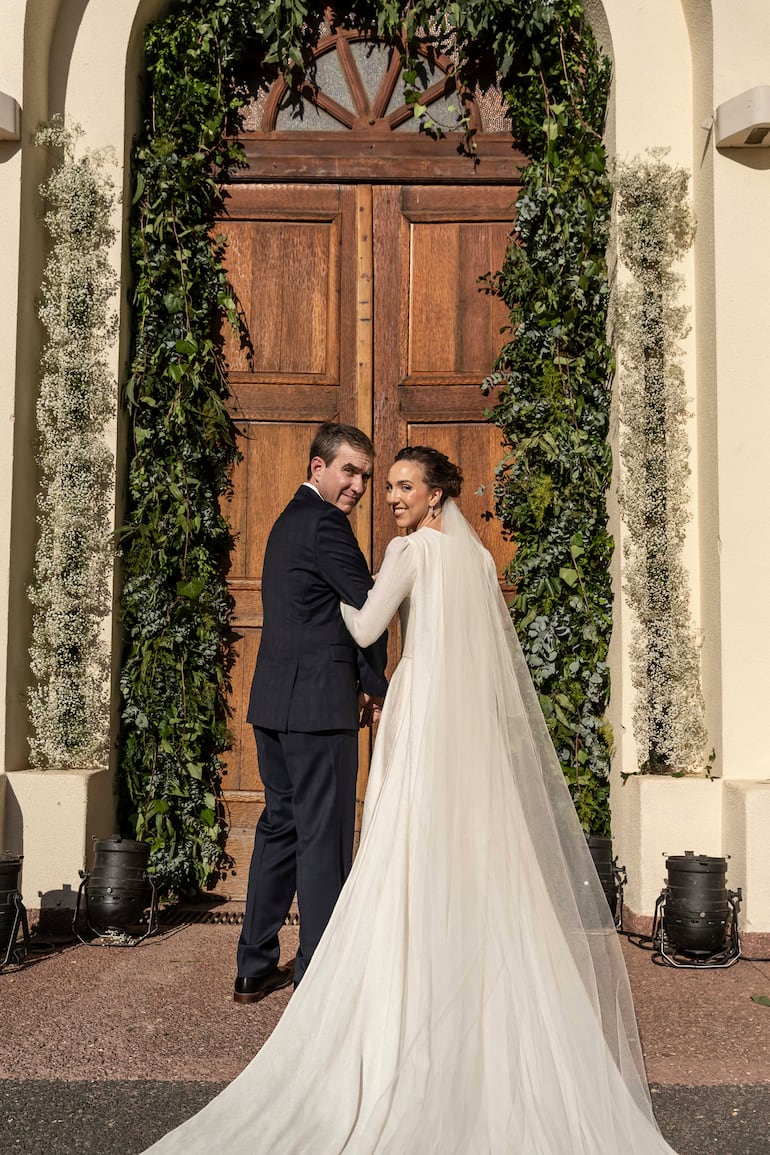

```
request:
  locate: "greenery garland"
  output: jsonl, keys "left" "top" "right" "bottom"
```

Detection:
{"left": 118, "top": 3, "right": 246, "bottom": 893}
{"left": 29, "top": 118, "right": 117, "bottom": 770}
{"left": 121, "top": 0, "right": 613, "bottom": 893}
{"left": 484, "top": 5, "right": 614, "bottom": 833}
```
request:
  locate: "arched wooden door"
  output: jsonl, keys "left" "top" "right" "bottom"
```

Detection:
{"left": 216, "top": 28, "right": 524, "bottom": 896}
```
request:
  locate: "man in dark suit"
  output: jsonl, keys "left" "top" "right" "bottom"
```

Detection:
{"left": 234, "top": 422, "right": 388, "bottom": 1002}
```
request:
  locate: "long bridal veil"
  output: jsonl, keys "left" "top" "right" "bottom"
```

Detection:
{"left": 432, "top": 499, "right": 658, "bottom": 1117}
{"left": 145, "top": 497, "right": 673, "bottom": 1154}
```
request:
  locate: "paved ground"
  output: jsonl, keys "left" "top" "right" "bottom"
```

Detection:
{"left": 0, "top": 916, "right": 768, "bottom": 1154}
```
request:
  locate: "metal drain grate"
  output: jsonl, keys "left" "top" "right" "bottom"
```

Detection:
{"left": 157, "top": 906, "right": 300, "bottom": 928}
{"left": 158, "top": 907, "right": 243, "bottom": 927}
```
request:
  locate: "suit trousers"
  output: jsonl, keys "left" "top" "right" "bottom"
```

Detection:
{"left": 237, "top": 725, "right": 359, "bottom": 985}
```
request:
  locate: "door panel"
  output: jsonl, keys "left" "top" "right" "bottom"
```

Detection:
{"left": 408, "top": 224, "right": 510, "bottom": 375}
{"left": 217, "top": 181, "right": 515, "bottom": 896}
{"left": 372, "top": 185, "right": 516, "bottom": 578}
{"left": 221, "top": 185, "right": 349, "bottom": 387}
{"left": 216, "top": 185, "right": 362, "bottom": 895}
{"left": 222, "top": 221, "right": 337, "bottom": 376}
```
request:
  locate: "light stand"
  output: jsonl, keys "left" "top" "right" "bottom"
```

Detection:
{"left": 0, "top": 854, "right": 30, "bottom": 971}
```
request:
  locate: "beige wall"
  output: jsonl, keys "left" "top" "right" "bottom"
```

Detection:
{"left": 709, "top": 3, "right": 770, "bottom": 781}
{"left": 682, "top": 0, "right": 722, "bottom": 781}
{"left": 4, "top": 1, "right": 66, "bottom": 776}
{"left": 0, "top": 0, "right": 173, "bottom": 784}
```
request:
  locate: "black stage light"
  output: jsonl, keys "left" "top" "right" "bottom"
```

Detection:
{"left": 73, "top": 836, "right": 157, "bottom": 946}
{"left": 652, "top": 851, "right": 741, "bottom": 968}
{"left": 586, "top": 835, "right": 627, "bottom": 928}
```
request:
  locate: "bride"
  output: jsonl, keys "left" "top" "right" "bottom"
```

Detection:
{"left": 145, "top": 446, "right": 676, "bottom": 1154}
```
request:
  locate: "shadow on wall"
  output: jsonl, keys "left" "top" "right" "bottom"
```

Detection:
{"left": 4, "top": 771, "right": 84, "bottom": 934}
{"left": 38, "top": 882, "right": 79, "bottom": 935}
{"left": 0, "top": 766, "right": 115, "bottom": 934}
{"left": 2, "top": 776, "right": 21, "bottom": 860}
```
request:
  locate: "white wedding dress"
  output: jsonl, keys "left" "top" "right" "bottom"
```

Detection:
{"left": 146, "top": 501, "right": 676, "bottom": 1154}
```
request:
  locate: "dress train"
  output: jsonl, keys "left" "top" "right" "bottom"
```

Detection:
{"left": 145, "top": 501, "right": 675, "bottom": 1154}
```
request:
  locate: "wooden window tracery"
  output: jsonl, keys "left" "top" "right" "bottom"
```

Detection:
{"left": 236, "top": 29, "right": 524, "bottom": 183}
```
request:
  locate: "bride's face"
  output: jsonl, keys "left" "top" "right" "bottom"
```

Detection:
{"left": 386, "top": 460, "right": 442, "bottom": 531}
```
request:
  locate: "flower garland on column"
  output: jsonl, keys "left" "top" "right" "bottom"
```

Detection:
{"left": 29, "top": 118, "right": 117, "bottom": 770}
{"left": 483, "top": 5, "right": 614, "bottom": 833}
{"left": 614, "top": 152, "right": 708, "bottom": 775}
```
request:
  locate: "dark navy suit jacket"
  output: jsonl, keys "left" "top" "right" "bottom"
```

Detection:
{"left": 247, "top": 486, "right": 388, "bottom": 732}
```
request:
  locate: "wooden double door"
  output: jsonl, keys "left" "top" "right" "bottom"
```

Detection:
{"left": 218, "top": 180, "right": 516, "bottom": 896}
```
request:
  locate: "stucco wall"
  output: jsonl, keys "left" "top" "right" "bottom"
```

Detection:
{"left": 602, "top": 0, "right": 701, "bottom": 778}
{"left": 709, "top": 3, "right": 770, "bottom": 782}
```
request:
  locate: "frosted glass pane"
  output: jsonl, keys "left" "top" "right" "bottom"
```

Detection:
{"left": 275, "top": 99, "right": 348, "bottom": 132}
{"left": 349, "top": 41, "right": 393, "bottom": 101}
{"left": 385, "top": 57, "right": 444, "bottom": 117}
{"left": 385, "top": 58, "right": 461, "bottom": 132}
{"left": 311, "top": 48, "right": 355, "bottom": 111}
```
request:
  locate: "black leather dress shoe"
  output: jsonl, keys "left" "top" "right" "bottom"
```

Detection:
{"left": 233, "top": 963, "right": 294, "bottom": 1004}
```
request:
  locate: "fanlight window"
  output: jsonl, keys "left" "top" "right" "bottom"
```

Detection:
{"left": 243, "top": 30, "right": 510, "bottom": 137}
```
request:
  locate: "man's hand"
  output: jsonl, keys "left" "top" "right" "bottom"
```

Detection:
{"left": 358, "top": 692, "right": 384, "bottom": 728}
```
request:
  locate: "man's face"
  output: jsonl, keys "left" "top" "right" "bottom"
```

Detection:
{"left": 311, "top": 442, "right": 373, "bottom": 515}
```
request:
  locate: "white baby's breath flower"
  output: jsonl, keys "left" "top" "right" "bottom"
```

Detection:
{"left": 28, "top": 117, "right": 118, "bottom": 769}
{"left": 613, "top": 152, "right": 708, "bottom": 774}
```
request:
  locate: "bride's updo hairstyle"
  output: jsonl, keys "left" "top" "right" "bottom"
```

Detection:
{"left": 394, "top": 446, "right": 463, "bottom": 506}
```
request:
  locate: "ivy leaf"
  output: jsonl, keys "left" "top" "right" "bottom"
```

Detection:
{"left": 176, "top": 577, "right": 206, "bottom": 600}
{"left": 132, "top": 172, "right": 145, "bottom": 204}
{"left": 163, "top": 292, "right": 183, "bottom": 314}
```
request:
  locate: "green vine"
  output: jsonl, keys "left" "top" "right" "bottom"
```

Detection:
{"left": 483, "top": 3, "right": 614, "bottom": 834}
{"left": 121, "top": 0, "right": 614, "bottom": 892}
{"left": 118, "top": 3, "right": 245, "bottom": 894}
